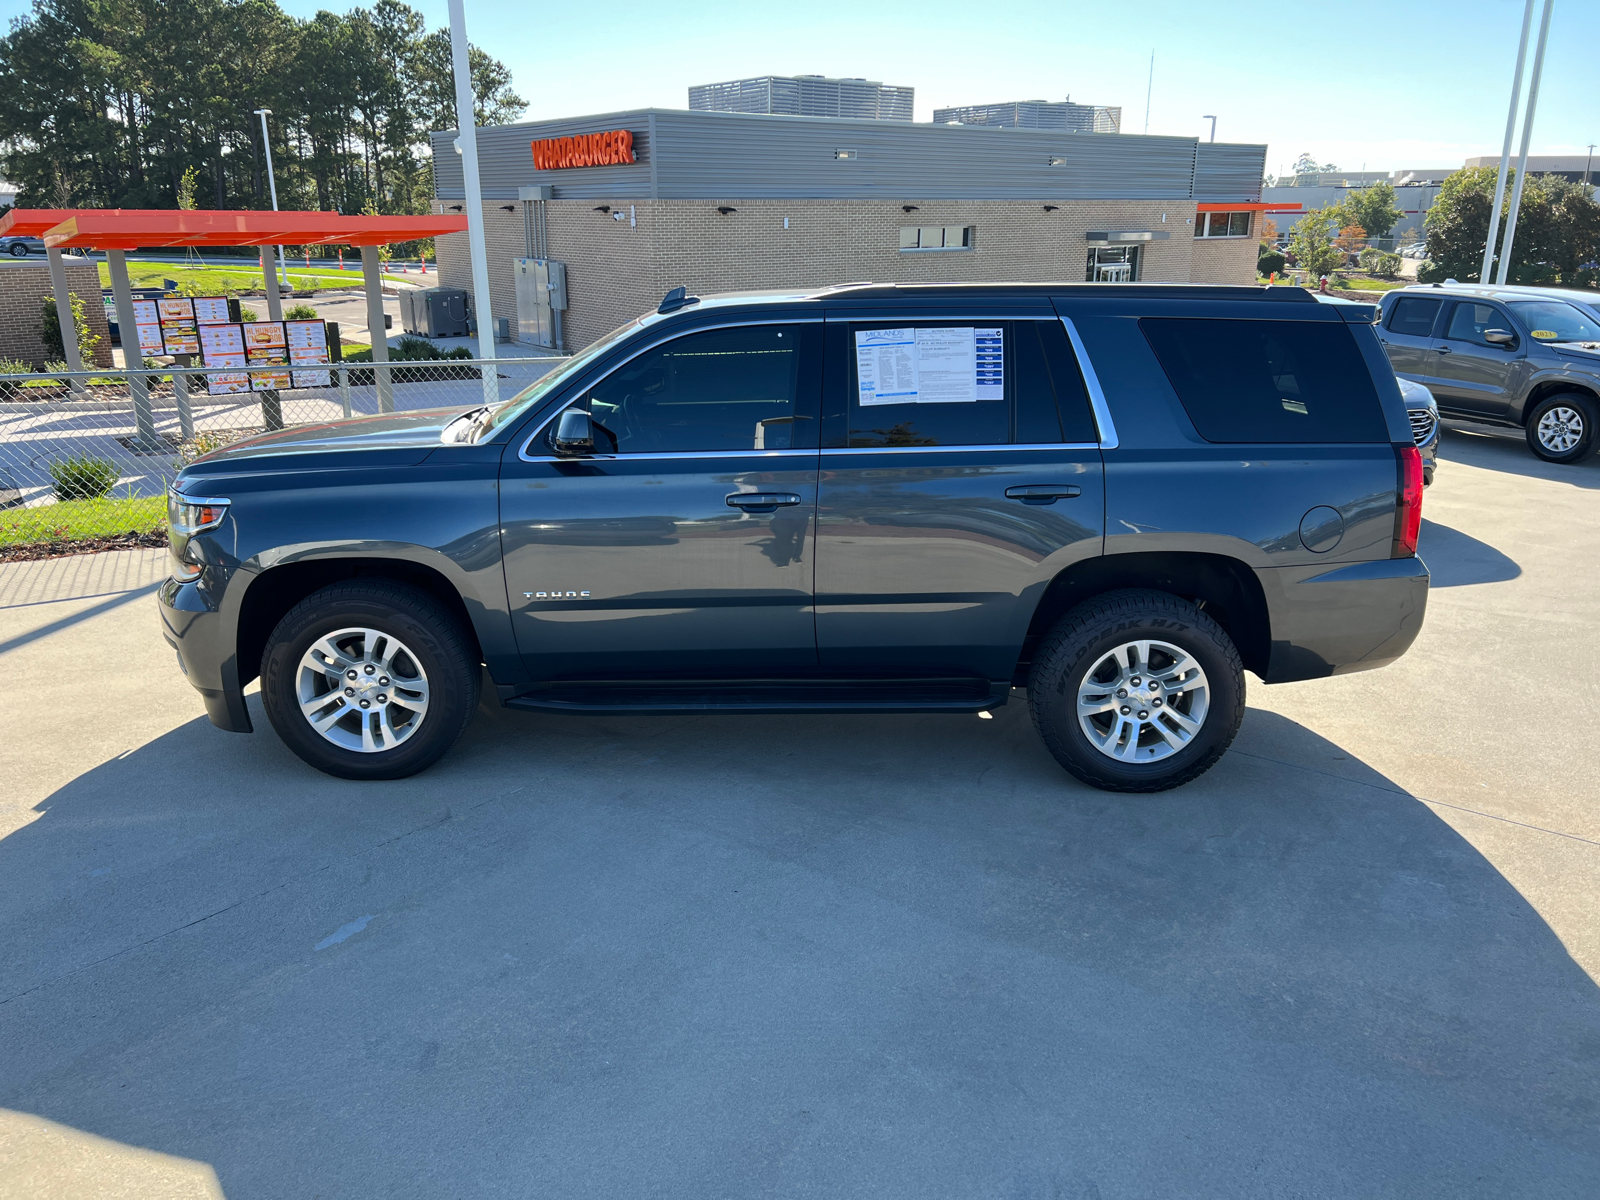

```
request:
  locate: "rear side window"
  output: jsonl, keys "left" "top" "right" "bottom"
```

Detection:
{"left": 1385, "top": 296, "right": 1441, "bottom": 337}
{"left": 831, "top": 320, "right": 1098, "bottom": 447}
{"left": 1140, "top": 318, "right": 1389, "bottom": 444}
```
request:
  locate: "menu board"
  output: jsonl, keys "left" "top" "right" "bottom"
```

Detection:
{"left": 287, "top": 319, "right": 331, "bottom": 388}
{"left": 199, "top": 323, "right": 249, "bottom": 395}
{"left": 136, "top": 322, "right": 165, "bottom": 354}
{"left": 158, "top": 297, "right": 194, "bottom": 321}
{"left": 161, "top": 319, "right": 200, "bottom": 356}
{"left": 243, "top": 321, "right": 291, "bottom": 391}
{"left": 131, "top": 299, "right": 159, "bottom": 325}
{"left": 126, "top": 298, "right": 164, "bottom": 356}
{"left": 193, "top": 296, "right": 231, "bottom": 324}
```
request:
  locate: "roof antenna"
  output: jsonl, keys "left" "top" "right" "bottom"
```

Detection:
{"left": 658, "top": 285, "right": 701, "bottom": 314}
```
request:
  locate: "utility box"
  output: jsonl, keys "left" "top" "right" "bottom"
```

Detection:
{"left": 514, "top": 258, "right": 567, "bottom": 350}
{"left": 398, "top": 286, "right": 469, "bottom": 338}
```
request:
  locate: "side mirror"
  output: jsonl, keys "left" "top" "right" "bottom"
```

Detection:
{"left": 1484, "top": 328, "right": 1517, "bottom": 347}
{"left": 551, "top": 408, "right": 594, "bottom": 455}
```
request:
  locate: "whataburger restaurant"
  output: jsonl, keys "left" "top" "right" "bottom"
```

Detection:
{"left": 430, "top": 108, "right": 1272, "bottom": 351}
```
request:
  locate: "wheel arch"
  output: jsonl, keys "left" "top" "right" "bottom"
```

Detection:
{"left": 1516, "top": 378, "right": 1599, "bottom": 427}
{"left": 1014, "top": 551, "right": 1271, "bottom": 685}
{"left": 235, "top": 554, "right": 485, "bottom": 688}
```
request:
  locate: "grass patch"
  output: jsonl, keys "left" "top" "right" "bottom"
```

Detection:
{"left": 1, "top": 495, "right": 166, "bottom": 545}
{"left": 97, "top": 262, "right": 422, "bottom": 295}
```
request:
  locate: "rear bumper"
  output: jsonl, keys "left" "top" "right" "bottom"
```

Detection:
{"left": 1257, "top": 557, "right": 1430, "bottom": 683}
{"left": 158, "top": 575, "right": 253, "bottom": 733}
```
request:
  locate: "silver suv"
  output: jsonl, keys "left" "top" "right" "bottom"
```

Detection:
{"left": 1376, "top": 283, "right": 1600, "bottom": 464}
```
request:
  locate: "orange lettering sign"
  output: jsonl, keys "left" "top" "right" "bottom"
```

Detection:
{"left": 531, "top": 130, "right": 635, "bottom": 170}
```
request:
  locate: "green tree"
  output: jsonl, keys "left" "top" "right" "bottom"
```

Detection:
{"left": 176, "top": 164, "right": 199, "bottom": 210}
{"left": 1338, "top": 182, "right": 1404, "bottom": 240}
{"left": 40, "top": 291, "right": 103, "bottom": 363}
{"left": 1288, "top": 204, "right": 1345, "bottom": 279}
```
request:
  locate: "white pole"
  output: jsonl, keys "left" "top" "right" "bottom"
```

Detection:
{"left": 1143, "top": 51, "right": 1154, "bottom": 135}
{"left": 45, "top": 246, "right": 85, "bottom": 395}
{"left": 1203, "top": 115, "right": 1216, "bottom": 142}
{"left": 448, "top": 0, "right": 499, "bottom": 405}
{"left": 255, "top": 108, "right": 289, "bottom": 294}
{"left": 1496, "top": 0, "right": 1554, "bottom": 286}
{"left": 1481, "top": 0, "right": 1536, "bottom": 283}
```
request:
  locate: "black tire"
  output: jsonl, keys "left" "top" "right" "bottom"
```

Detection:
{"left": 1027, "top": 589, "right": 1246, "bottom": 793}
{"left": 260, "top": 580, "right": 480, "bottom": 780}
{"left": 1524, "top": 393, "right": 1598, "bottom": 464}
{"left": 8, "top": 243, "right": 28, "bottom": 257}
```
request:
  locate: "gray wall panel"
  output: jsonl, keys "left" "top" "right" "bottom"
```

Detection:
{"left": 433, "top": 109, "right": 1265, "bottom": 203}
{"left": 1193, "top": 142, "right": 1267, "bottom": 202}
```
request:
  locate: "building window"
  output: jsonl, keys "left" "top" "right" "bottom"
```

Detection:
{"left": 900, "top": 225, "right": 973, "bottom": 252}
{"left": 1194, "top": 211, "right": 1253, "bottom": 238}
{"left": 1086, "top": 245, "right": 1139, "bottom": 282}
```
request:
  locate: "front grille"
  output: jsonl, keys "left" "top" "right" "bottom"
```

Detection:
{"left": 1409, "top": 408, "right": 1437, "bottom": 445}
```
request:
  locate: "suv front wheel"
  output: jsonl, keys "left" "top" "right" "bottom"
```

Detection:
{"left": 1525, "top": 393, "right": 1598, "bottom": 464}
{"left": 1028, "top": 590, "right": 1246, "bottom": 792}
{"left": 260, "top": 581, "right": 480, "bottom": 780}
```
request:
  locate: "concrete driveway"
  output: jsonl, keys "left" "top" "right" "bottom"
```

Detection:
{"left": 2, "top": 427, "right": 1598, "bottom": 1198}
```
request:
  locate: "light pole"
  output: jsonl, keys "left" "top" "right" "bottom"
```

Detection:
{"left": 448, "top": 0, "right": 499, "bottom": 404}
{"left": 1482, "top": 0, "right": 1536, "bottom": 284}
{"left": 1496, "top": 0, "right": 1554, "bottom": 286}
{"left": 254, "top": 108, "right": 288, "bottom": 289}
{"left": 1586, "top": 143, "right": 1596, "bottom": 191}
{"left": 1203, "top": 115, "right": 1216, "bottom": 142}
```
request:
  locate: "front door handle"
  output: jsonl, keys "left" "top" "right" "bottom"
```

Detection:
{"left": 726, "top": 492, "right": 803, "bottom": 513}
{"left": 1005, "top": 484, "right": 1082, "bottom": 505}
{"left": 1435, "top": 346, "right": 1452, "bottom": 355}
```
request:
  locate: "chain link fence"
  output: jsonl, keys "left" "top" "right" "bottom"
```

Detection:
{"left": 0, "top": 357, "right": 562, "bottom": 547}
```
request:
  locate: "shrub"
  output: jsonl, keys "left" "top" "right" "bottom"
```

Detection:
{"left": 1257, "top": 250, "right": 1286, "bottom": 276}
{"left": 284, "top": 303, "right": 319, "bottom": 320}
{"left": 40, "top": 290, "right": 102, "bottom": 364}
{"left": 238, "top": 304, "right": 259, "bottom": 322}
{"left": 50, "top": 454, "right": 118, "bottom": 500}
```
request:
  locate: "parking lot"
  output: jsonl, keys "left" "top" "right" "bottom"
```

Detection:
{"left": 1, "top": 424, "right": 1597, "bottom": 1197}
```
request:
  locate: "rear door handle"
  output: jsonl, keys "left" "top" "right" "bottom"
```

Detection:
{"left": 726, "top": 492, "right": 803, "bottom": 512}
{"left": 1005, "top": 485, "right": 1082, "bottom": 505}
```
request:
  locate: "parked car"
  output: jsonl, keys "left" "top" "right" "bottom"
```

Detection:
{"left": 1398, "top": 377, "right": 1440, "bottom": 484}
{"left": 0, "top": 234, "right": 44, "bottom": 257}
{"left": 1376, "top": 283, "right": 1600, "bottom": 463}
{"left": 160, "top": 282, "right": 1429, "bottom": 792}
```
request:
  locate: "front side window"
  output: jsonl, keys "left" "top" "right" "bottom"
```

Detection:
{"left": 574, "top": 324, "right": 814, "bottom": 454}
{"left": 1141, "top": 317, "right": 1389, "bottom": 443}
{"left": 1507, "top": 300, "right": 1600, "bottom": 344}
{"left": 1385, "top": 295, "right": 1441, "bottom": 337}
{"left": 1444, "top": 302, "right": 1511, "bottom": 347}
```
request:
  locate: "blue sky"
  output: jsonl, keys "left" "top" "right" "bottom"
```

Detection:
{"left": 6, "top": 0, "right": 1595, "bottom": 174}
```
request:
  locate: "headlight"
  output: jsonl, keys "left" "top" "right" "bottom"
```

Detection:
{"left": 168, "top": 489, "right": 230, "bottom": 535}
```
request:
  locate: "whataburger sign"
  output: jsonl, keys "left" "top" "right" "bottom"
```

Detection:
{"left": 530, "top": 130, "right": 636, "bottom": 170}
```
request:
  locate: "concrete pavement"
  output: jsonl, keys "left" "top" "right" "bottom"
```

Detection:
{"left": 1, "top": 428, "right": 1597, "bottom": 1198}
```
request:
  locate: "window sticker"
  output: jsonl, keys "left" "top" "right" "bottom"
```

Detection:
{"left": 854, "top": 326, "right": 1004, "bottom": 406}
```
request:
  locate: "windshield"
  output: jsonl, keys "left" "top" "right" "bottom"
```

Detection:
{"left": 1507, "top": 300, "right": 1600, "bottom": 344}
{"left": 476, "top": 318, "right": 642, "bottom": 439}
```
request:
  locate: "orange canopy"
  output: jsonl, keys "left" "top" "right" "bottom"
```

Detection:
{"left": 0, "top": 208, "right": 466, "bottom": 249}
{"left": 1196, "top": 201, "right": 1299, "bottom": 213}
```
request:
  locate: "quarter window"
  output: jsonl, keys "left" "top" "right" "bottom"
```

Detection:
{"left": 1140, "top": 318, "right": 1389, "bottom": 443}
{"left": 1194, "top": 211, "right": 1253, "bottom": 238}
{"left": 900, "top": 226, "right": 973, "bottom": 251}
{"left": 573, "top": 324, "right": 815, "bottom": 454}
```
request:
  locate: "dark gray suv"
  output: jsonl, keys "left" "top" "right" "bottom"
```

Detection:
{"left": 1377, "top": 283, "right": 1600, "bottom": 463}
{"left": 159, "top": 283, "right": 1428, "bottom": 792}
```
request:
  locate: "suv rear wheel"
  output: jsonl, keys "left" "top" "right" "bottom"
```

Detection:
{"left": 260, "top": 581, "right": 480, "bottom": 780}
{"left": 1028, "top": 590, "right": 1246, "bottom": 792}
{"left": 1525, "top": 393, "right": 1598, "bottom": 464}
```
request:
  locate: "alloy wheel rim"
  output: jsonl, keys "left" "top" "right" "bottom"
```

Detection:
{"left": 295, "top": 626, "right": 430, "bottom": 753}
{"left": 1076, "top": 639, "right": 1210, "bottom": 764}
{"left": 1537, "top": 406, "right": 1584, "bottom": 453}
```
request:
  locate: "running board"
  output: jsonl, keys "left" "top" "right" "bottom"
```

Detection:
{"left": 502, "top": 678, "right": 1009, "bottom": 716}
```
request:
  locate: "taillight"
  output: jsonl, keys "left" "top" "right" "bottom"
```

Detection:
{"left": 1392, "top": 444, "right": 1423, "bottom": 557}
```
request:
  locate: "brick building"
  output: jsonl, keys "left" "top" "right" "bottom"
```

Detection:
{"left": 431, "top": 109, "right": 1268, "bottom": 351}
{"left": 0, "top": 261, "right": 113, "bottom": 369}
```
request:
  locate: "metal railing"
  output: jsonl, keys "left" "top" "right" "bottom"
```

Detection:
{"left": 0, "top": 357, "right": 563, "bottom": 546}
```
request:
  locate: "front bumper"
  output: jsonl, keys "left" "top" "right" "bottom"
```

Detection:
{"left": 158, "top": 574, "right": 253, "bottom": 733}
{"left": 1257, "top": 556, "right": 1430, "bottom": 683}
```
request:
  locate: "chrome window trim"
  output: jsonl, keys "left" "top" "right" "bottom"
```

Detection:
{"left": 826, "top": 314, "right": 1061, "bottom": 323}
{"left": 1058, "top": 317, "right": 1119, "bottom": 449}
{"left": 517, "top": 317, "right": 823, "bottom": 462}
{"left": 519, "top": 448, "right": 820, "bottom": 464}
{"left": 822, "top": 442, "right": 1099, "bottom": 456}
